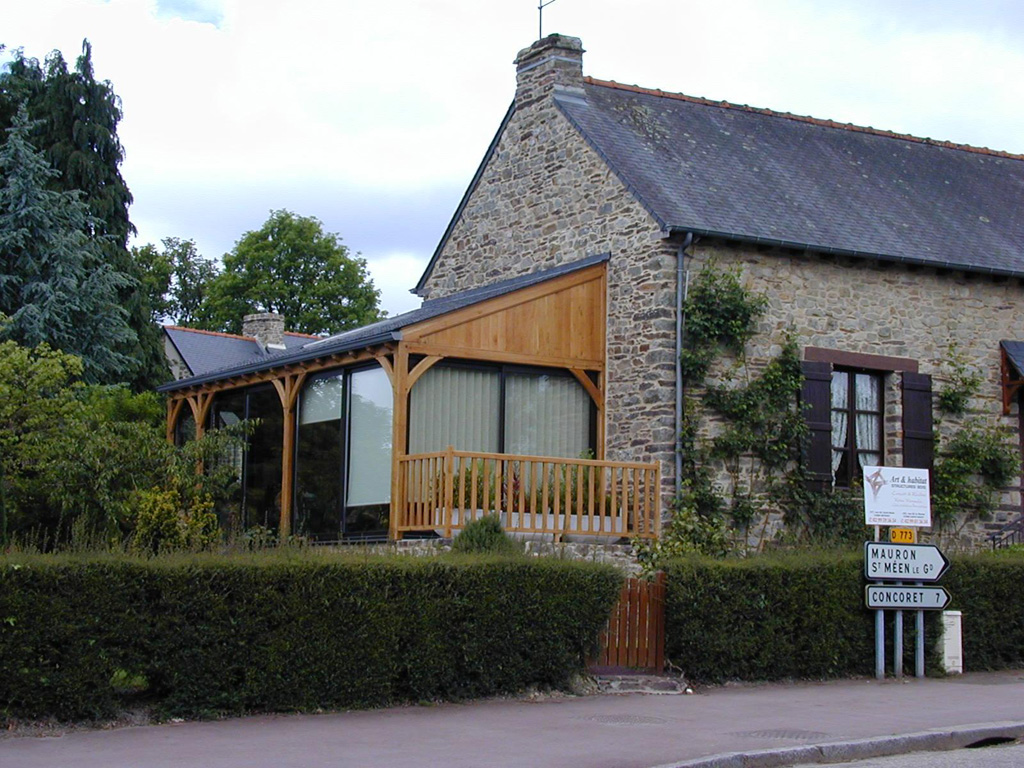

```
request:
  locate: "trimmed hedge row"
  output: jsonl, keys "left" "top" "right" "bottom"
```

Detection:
{"left": 663, "top": 550, "right": 1024, "bottom": 682}
{"left": 0, "top": 554, "right": 622, "bottom": 720}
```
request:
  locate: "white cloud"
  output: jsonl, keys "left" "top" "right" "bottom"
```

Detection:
{"left": 5, "top": 0, "right": 1024, "bottom": 316}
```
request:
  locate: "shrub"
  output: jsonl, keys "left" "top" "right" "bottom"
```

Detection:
{"left": 0, "top": 552, "right": 620, "bottom": 720}
{"left": 663, "top": 550, "right": 1024, "bottom": 683}
{"left": 450, "top": 515, "right": 522, "bottom": 556}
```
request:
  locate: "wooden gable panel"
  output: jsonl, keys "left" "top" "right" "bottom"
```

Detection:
{"left": 403, "top": 264, "right": 606, "bottom": 369}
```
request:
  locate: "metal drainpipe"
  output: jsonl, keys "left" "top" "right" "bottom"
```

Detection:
{"left": 675, "top": 232, "right": 694, "bottom": 500}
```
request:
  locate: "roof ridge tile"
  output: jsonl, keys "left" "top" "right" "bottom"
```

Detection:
{"left": 584, "top": 76, "right": 1024, "bottom": 161}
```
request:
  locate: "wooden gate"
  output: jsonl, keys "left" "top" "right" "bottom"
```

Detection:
{"left": 590, "top": 572, "right": 666, "bottom": 673}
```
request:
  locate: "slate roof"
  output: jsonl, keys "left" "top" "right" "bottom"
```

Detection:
{"left": 164, "top": 327, "right": 315, "bottom": 379}
{"left": 556, "top": 78, "right": 1024, "bottom": 275}
{"left": 158, "top": 253, "right": 609, "bottom": 392}
{"left": 416, "top": 77, "right": 1024, "bottom": 293}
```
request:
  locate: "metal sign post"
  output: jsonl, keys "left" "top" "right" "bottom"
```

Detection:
{"left": 862, "top": 466, "right": 946, "bottom": 680}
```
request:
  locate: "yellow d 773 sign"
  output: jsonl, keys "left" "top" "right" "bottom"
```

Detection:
{"left": 889, "top": 527, "right": 916, "bottom": 544}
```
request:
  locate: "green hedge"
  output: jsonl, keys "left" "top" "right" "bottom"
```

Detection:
{"left": 0, "top": 554, "right": 621, "bottom": 720}
{"left": 663, "top": 550, "right": 1024, "bottom": 683}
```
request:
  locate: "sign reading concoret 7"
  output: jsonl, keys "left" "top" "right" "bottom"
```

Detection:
{"left": 863, "top": 542, "right": 949, "bottom": 583}
{"left": 865, "top": 585, "right": 951, "bottom": 610}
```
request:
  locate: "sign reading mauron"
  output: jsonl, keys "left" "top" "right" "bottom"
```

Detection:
{"left": 862, "top": 465, "right": 931, "bottom": 527}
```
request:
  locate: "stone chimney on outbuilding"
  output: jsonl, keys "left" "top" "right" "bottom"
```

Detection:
{"left": 514, "top": 34, "right": 585, "bottom": 110}
{"left": 243, "top": 312, "right": 286, "bottom": 351}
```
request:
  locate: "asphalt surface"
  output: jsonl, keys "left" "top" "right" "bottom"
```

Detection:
{"left": 2, "top": 671, "right": 1023, "bottom": 768}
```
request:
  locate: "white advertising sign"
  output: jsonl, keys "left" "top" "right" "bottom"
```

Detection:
{"left": 862, "top": 465, "right": 931, "bottom": 527}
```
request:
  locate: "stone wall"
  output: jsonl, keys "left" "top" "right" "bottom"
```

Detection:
{"left": 688, "top": 241, "right": 1024, "bottom": 545}
{"left": 422, "top": 83, "right": 679, "bottom": 510}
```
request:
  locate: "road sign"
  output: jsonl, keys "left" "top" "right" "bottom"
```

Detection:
{"left": 865, "top": 585, "right": 951, "bottom": 611}
{"left": 889, "top": 527, "right": 916, "bottom": 544}
{"left": 864, "top": 542, "right": 949, "bottom": 583}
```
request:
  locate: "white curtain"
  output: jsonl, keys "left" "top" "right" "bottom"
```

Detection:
{"left": 855, "top": 373, "right": 881, "bottom": 467}
{"left": 505, "top": 373, "right": 590, "bottom": 458}
{"left": 409, "top": 366, "right": 501, "bottom": 454}
{"left": 347, "top": 367, "right": 393, "bottom": 506}
{"left": 830, "top": 371, "right": 849, "bottom": 474}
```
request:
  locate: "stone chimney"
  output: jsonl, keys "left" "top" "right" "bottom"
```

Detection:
{"left": 243, "top": 312, "right": 286, "bottom": 351}
{"left": 514, "top": 34, "right": 585, "bottom": 110}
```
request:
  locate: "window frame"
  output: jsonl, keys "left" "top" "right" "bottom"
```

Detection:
{"left": 830, "top": 367, "right": 885, "bottom": 488}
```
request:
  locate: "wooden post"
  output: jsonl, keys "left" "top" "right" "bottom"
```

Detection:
{"left": 389, "top": 347, "right": 409, "bottom": 541}
{"left": 443, "top": 445, "right": 455, "bottom": 539}
{"left": 272, "top": 372, "right": 306, "bottom": 540}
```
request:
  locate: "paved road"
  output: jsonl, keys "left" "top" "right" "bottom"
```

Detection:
{"left": 3, "top": 671, "right": 1024, "bottom": 768}
{"left": 799, "top": 742, "right": 1023, "bottom": 767}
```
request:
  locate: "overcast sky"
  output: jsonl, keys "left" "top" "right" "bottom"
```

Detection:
{"left": 6, "top": 0, "right": 1024, "bottom": 317}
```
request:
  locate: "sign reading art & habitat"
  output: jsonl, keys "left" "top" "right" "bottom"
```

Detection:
{"left": 862, "top": 465, "right": 931, "bottom": 528}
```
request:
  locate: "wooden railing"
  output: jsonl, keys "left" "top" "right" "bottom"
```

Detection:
{"left": 395, "top": 448, "right": 661, "bottom": 540}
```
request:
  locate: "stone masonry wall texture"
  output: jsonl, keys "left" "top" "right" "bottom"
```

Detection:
{"left": 421, "top": 38, "right": 1023, "bottom": 547}
{"left": 422, "top": 81, "right": 680, "bottom": 507}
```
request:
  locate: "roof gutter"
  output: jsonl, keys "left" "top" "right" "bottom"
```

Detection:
{"left": 674, "top": 232, "right": 695, "bottom": 502}
{"left": 664, "top": 226, "right": 1024, "bottom": 280}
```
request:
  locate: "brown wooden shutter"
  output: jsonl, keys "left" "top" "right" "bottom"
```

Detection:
{"left": 801, "top": 360, "right": 833, "bottom": 492}
{"left": 902, "top": 372, "right": 934, "bottom": 470}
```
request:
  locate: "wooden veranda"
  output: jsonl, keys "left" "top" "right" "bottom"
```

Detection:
{"left": 162, "top": 258, "right": 662, "bottom": 541}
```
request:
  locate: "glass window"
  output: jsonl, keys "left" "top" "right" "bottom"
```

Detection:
{"left": 209, "top": 390, "right": 247, "bottom": 533}
{"left": 295, "top": 373, "right": 344, "bottom": 541}
{"left": 831, "top": 369, "right": 883, "bottom": 487}
{"left": 243, "top": 386, "right": 284, "bottom": 533}
{"left": 347, "top": 366, "right": 394, "bottom": 507}
{"left": 409, "top": 365, "right": 501, "bottom": 454}
{"left": 505, "top": 372, "right": 591, "bottom": 458}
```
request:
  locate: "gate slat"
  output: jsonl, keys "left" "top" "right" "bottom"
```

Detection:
{"left": 589, "top": 573, "right": 667, "bottom": 674}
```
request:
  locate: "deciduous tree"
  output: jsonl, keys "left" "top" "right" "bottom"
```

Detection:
{"left": 201, "top": 209, "right": 383, "bottom": 336}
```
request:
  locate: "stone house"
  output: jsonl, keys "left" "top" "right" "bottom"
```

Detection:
{"left": 414, "top": 34, "right": 1024, "bottom": 544}
{"left": 159, "top": 33, "right": 1024, "bottom": 546}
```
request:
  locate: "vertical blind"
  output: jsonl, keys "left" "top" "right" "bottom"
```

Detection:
{"left": 409, "top": 366, "right": 501, "bottom": 454}
{"left": 409, "top": 364, "right": 591, "bottom": 457}
{"left": 505, "top": 373, "right": 590, "bottom": 458}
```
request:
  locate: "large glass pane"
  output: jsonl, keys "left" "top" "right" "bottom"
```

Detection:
{"left": 855, "top": 373, "right": 880, "bottom": 411}
{"left": 244, "top": 386, "right": 284, "bottom": 533}
{"left": 347, "top": 367, "right": 393, "bottom": 507}
{"left": 295, "top": 374, "right": 344, "bottom": 541}
{"left": 409, "top": 366, "right": 500, "bottom": 454}
{"left": 504, "top": 372, "right": 591, "bottom": 458}
{"left": 209, "top": 390, "right": 247, "bottom": 533}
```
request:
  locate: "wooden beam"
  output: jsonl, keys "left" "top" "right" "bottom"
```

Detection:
{"left": 166, "top": 398, "right": 185, "bottom": 444}
{"left": 407, "top": 355, "right": 444, "bottom": 391}
{"left": 375, "top": 353, "right": 394, "bottom": 385}
{"left": 402, "top": 341, "right": 603, "bottom": 371}
{"left": 272, "top": 371, "right": 309, "bottom": 539}
{"left": 570, "top": 368, "right": 603, "bottom": 408}
{"left": 389, "top": 345, "right": 410, "bottom": 541}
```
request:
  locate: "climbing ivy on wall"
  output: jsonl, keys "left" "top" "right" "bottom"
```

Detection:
{"left": 931, "top": 345, "right": 1018, "bottom": 537}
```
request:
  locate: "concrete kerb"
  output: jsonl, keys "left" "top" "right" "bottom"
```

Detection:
{"left": 650, "top": 721, "right": 1024, "bottom": 768}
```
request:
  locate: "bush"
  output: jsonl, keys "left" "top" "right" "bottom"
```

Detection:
{"left": 0, "top": 552, "right": 620, "bottom": 720}
{"left": 663, "top": 549, "right": 1024, "bottom": 683}
{"left": 450, "top": 515, "right": 522, "bottom": 556}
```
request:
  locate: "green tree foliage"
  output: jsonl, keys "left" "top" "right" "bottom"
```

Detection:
{"left": 1, "top": 41, "right": 166, "bottom": 389}
{"left": 201, "top": 209, "right": 383, "bottom": 335}
{"left": 0, "top": 331, "right": 242, "bottom": 547}
{"left": 132, "top": 236, "right": 221, "bottom": 326}
{"left": 0, "top": 108, "right": 136, "bottom": 383}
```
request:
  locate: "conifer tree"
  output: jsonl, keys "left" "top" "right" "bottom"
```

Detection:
{"left": 0, "top": 106, "right": 135, "bottom": 383}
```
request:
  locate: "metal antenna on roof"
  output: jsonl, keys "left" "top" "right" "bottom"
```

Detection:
{"left": 538, "top": 0, "right": 557, "bottom": 39}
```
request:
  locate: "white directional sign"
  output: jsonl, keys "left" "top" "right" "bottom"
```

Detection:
{"left": 863, "top": 542, "right": 949, "bottom": 583}
{"left": 865, "top": 585, "right": 951, "bottom": 611}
